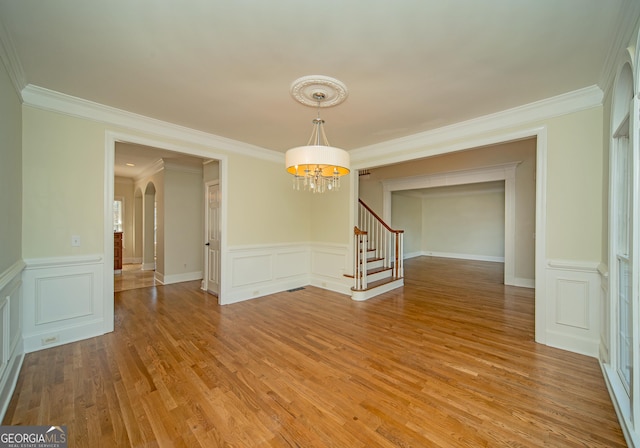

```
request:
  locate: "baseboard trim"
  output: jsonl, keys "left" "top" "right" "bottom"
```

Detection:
{"left": 23, "top": 318, "right": 107, "bottom": 353}
{"left": 422, "top": 251, "right": 505, "bottom": 263}
{"left": 155, "top": 271, "right": 202, "bottom": 285}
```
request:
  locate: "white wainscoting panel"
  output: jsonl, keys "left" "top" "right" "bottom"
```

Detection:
{"left": 555, "top": 278, "right": 589, "bottom": 329}
{"left": 232, "top": 254, "right": 273, "bottom": 288}
{"left": 275, "top": 250, "right": 309, "bottom": 279}
{"left": 22, "top": 255, "right": 106, "bottom": 353}
{"left": 545, "top": 260, "right": 601, "bottom": 357}
{"left": 222, "top": 244, "right": 311, "bottom": 305}
{"left": 222, "top": 243, "right": 351, "bottom": 304}
{"left": 35, "top": 273, "right": 94, "bottom": 324}
{"left": 310, "top": 243, "right": 351, "bottom": 295}
{"left": 0, "top": 260, "right": 25, "bottom": 420}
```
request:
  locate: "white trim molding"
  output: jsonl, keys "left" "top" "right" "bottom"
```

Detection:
{"left": 350, "top": 86, "right": 601, "bottom": 167}
{"left": 222, "top": 242, "right": 351, "bottom": 305}
{"left": 544, "top": 259, "right": 601, "bottom": 357}
{"left": 22, "top": 255, "right": 107, "bottom": 353}
{"left": 0, "top": 260, "right": 25, "bottom": 293}
{"left": 22, "top": 85, "right": 282, "bottom": 163}
{"left": 0, "top": 17, "right": 26, "bottom": 97}
{"left": 223, "top": 243, "right": 310, "bottom": 305}
{"left": 155, "top": 271, "right": 203, "bottom": 285}
{"left": 0, "top": 260, "right": 25, "bottom": 421}
{"left": 309, "top": 243, "right": 352, "bottom": 295}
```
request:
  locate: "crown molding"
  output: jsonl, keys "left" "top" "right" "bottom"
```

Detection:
{"left": 21, "top": 84, "right": 284, "bottom": 164}
{"left": 598, "top": 0, "right": 640, "bottom": 95}
{"left": 350, "top": 85, "right": 603, "bottom": 167}
{"left": 136, "top": 159, "right": 165, "bottom": 182}
{"left": 0, "top": 18, "right": 26, "bottom": 98}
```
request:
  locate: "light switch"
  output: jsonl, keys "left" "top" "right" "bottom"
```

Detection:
{"left": 71, "top": 235, "right": 81, "bottom": 247}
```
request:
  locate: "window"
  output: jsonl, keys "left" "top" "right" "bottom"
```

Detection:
{"left": 114, "top": 197, "right": 124, "bottom": 232}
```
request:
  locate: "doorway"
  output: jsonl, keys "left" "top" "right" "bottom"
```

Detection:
{"left": 355, "top": 133, "right": 544, "bottom": 342}
{"left": 105, "top": 132, "right": 228, "bottom": 327}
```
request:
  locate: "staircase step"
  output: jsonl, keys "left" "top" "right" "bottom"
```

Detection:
{"left": 367, "top": 265, "right": 391, "bottom": 275}
{"left": 355, "top": 276, "right": 402, "bottom": 290}
{"left": 345, "top": 266, "right": 394, "bottom": 282}
{"left": 364, "top": 258, "right": 384, "bottom": 270}
{"left": 351, "top": 276, "right": 404, "bottom": 301}
{"left": 361, "top": 256, "right": 383, "bottom": 263}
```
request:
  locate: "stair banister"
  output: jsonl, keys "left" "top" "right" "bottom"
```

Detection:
{"left": 354, "top": 199, "right": 404, "bottom": 291}
{"left": 353, "top": 226, "right": 368, "bottom": 290}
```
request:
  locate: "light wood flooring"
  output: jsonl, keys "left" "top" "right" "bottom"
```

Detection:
{"left": 3, "top": 257, "right": 626, "bottom": 447}
{"left": 114, "top": 264, "right": 157, "bottom": 292}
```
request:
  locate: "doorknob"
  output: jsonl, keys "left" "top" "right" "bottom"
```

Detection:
{"left": 205, "top": 242, "right": 210, "bottom": 246}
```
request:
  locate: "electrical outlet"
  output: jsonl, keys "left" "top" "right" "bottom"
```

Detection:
{"left": 42, "top": 335, "right": 59, "bottom": 346}
{"left": 71, "top": 235, "right": 81, "bottom": 247}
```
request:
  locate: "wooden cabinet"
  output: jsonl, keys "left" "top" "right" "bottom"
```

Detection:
{"left": 114, "top": 232, "right": 123, "bottom": 273}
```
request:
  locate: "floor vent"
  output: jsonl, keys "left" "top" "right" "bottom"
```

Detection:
{"left": 287, "top": 287, "right": 305, "bottom": 292}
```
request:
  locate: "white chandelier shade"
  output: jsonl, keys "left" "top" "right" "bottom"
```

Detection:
{"left": 285, "top": 145, "right": 350, "bottom": 177}
{"left": 286, "top": 75, "right": 351, "bottom": 193}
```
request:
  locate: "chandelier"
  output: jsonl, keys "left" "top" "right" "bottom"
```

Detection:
{"left": 285, "top": 75, "right": 350, "bottom": 193}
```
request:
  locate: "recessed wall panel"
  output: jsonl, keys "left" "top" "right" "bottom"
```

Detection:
{"left": 35, "top": 273, "right": 94, "bottom": 325}
{"left": 555, "top": 279, "right": 589, "bottom": 329}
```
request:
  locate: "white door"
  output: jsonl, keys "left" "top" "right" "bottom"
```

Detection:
{"left": 204, "top": 181, "right": 221, "bottom": 296}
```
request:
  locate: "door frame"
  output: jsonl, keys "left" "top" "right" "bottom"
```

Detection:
{"left": 351, "top": 126, "right": 547, "bottom": 344}
{"left": 104, "top": 131, "right": 228, "bottom": 329}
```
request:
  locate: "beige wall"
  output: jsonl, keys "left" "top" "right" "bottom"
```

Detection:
{"left": 22, "top": 107, "right": 105, "bottom": 258}
{"left": 0, "top": 61, "right": 22, "bottom": 273}
{"left": 163, "top": 165, "right": 203, "bottom": 276}
{"left": 545, "top": 108, "right": 603, "bottom": 261}
{"left": 21, "top": 106, "right": 316, "bottom": 263}
{"left": 226, "top": 154, "right": 312, "bottom": 246}
{"left": 19, "top": 98, "right": 603, "bottom": 288}
{"left": 422, "top": 184, "right": 505, "bottom": 258}
{"left": 310, "top": 184, "right": 352, "bottom": 245}
{"left": 358, "top": 107, "right": 603, "bottom": 264}
{"left": 391, "top": 192, "right": 422, "bottom": 255}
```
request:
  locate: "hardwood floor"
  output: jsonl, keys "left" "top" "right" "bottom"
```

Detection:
{"left": 4, "top": 257, "right": 626, "bottom": 447}
{"left": 114, "top": 264, "right": 157, "bottom": 292}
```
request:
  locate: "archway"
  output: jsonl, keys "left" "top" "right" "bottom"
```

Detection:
{"left": 134, "top": 188, "right": 143, "bottom": 263}
{"left": 142, "top": 182, "right": 156, "bottom": 271}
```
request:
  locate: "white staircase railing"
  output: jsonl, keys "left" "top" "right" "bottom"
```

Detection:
{"left": 353, "top": 227, "right": 368, "bottom": 290}
{"left": 354, "top": 199, "right": 404, "bottom": 291}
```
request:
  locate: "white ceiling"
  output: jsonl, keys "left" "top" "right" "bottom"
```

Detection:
{"left": 0, "top": 0, "right": 630, "bottom": 159}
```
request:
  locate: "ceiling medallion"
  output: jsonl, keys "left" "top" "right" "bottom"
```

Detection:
{"left": 285, "top": 75, "right": 350, "bottom": 194}
{"left": 290, "top": 75, "right": 349, "bottom": 108}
